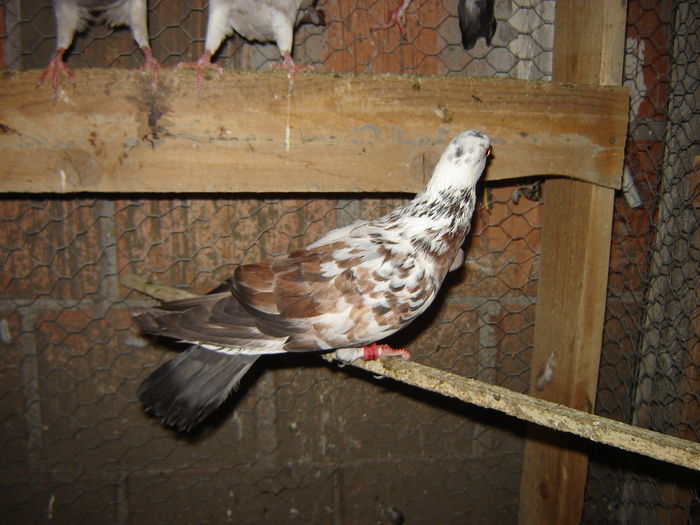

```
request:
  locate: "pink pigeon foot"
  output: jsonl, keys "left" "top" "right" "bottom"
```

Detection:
{"left": 132, "top": 46, "right": 169, "bottom": 93}
{"left": 178, "top": 51, "right": 223, "bottom": 90}
{"left": 371, "top": 0, "right": 412, "bottom": 38}
{"left": 362, "top": 343, "right": 411, "bottom": 361}
{"left": 37, "top": 48, "right": 75, "bottom": 99}
{"left": 270, "top": 52, "right": 312, "bottom": 92}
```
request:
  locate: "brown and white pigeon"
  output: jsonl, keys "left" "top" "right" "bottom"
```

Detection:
{"left": 38, "top": 0, "right": 165, "bottom": 97}
{"left": 136, "top": 130, "right": 491, "bottom": 431}
{"left": 182, "top": 0, "right": 325, "bottom": 89}
{"left": 458, "top": 0, "right": 496, "bottom": 51}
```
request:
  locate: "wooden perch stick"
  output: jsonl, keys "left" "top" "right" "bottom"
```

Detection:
{"left": 124, "top": 273, "right": 700, "bottom": 471}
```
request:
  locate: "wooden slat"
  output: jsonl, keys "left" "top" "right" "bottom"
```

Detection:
{"left": 518, "top": 2, "right": 628, "bottom": 525}
{"left": 0, "top": 69, "right": 627, "bottom": 194}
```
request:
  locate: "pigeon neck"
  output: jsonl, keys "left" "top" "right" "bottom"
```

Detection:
{"left": 393, "top": 182, "right": 476, "bottom": 252}
{"left": 424, "top": 154, "right": 483, "bottom": 195}
{"left": 397, "top": 186, "right": 476, "bottom": 260}
{"left": 415, "top": 185, "right": 476, "bottom": 228}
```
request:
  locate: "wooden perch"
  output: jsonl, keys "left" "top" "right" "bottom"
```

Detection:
{"left": 124, "top": 273, "right": 700, "bottom": 472}
{"left": 0, "top": 69, "right": 627, "bottom": 193}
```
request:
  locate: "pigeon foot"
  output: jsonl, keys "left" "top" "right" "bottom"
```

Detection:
{"left": 178, "top": 51, "right": 223, "bottom": 90}
{"left": 37, "top": 48, "right": 75, "bottom": 99}
{"left": 132, "top": 46, "right": 169, "bottom": 92}
{"left": 362, "top": 343, "right": 411, "bottom": 361}
{"left": 270, "top": 53, "right": 312, "bottom": 92}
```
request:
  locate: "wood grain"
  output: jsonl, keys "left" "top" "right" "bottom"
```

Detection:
{"left": 0, "top": 69, "right": 627, "bottom": 194}
{"left": 518, "top": 2, "right": 628, "bottom": 524}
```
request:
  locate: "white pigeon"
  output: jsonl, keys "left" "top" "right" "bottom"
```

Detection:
{"left": 38, "top": 0, "right": 165, "bottom": 96}
{"left": 182, "top": 0, "right": 325, "bottom": 88}
{"left": 459, "top": 0, "right": 496, "bottom": 50}
{"left": 136, "top": 130, "right": 491, "bottom": 431}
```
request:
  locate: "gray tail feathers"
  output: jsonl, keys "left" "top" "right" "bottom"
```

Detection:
{"left": 297, "top": 3, "right": 325, "bottom": 27}
{"left": 459, "top": 0, "right": 496, "bottom": 50}
{"left": 138, "top": 346, "right": 258, "bottom": 432}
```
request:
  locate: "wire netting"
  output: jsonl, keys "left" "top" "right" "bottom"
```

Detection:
{"left": 0, "top": 0, "right": 697, "bottom": 524}
{"left": 0, "top": 192, "right": 541, "bottom": 524}
{"left": 583, "top": 1, "right": 700, "bottom": 523}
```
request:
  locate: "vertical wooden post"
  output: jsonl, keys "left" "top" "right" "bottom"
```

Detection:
{"left": 518, "top": 2, "right": 627, "bottom": 524}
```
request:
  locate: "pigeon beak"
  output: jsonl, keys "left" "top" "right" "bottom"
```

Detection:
{"left": 485, "top": 147, "right": 492, "bottom": 158}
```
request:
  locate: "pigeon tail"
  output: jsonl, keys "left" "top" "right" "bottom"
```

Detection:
{"left": 296, "top": 3, "right": 325, "bottom": 26}
{"left": 138, "top": 346, "right": 258, "bottom": 432}
{"left": 459, "top": 0, "right": 496, "bottom": 51}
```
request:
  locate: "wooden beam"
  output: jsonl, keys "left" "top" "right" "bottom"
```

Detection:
{"left": 519, "top": 2, "right": 628, "bottom": 525}
{"left": 0, "top": 69, "right": 627, "bottom": 194}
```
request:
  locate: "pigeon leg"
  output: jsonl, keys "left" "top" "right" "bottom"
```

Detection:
{"left": 132, "top": 46, "right": 169, "bottom": 92}
{"left": 362, "top": 343, "right": 411, "bottom": 361}
{"left": 37, "top": 48, "right": 75, "bottom": 98}
{"left": 178, "top": 51, "right": 223, "bottom": 90}
{"left": 371, "top": 0, "right": 412, "bottom": 38}
{"left": 333, "top": 344, "right": 412, "bottom": 362}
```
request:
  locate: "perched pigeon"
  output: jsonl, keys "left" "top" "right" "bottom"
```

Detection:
{"left": 38, "top": 0, "right": 165, "bottom": 97}
{"left": 136, "top": 130, "right": 491, "bottom": 431}
{"left": 182, "top": 0, "right": 325, "bottom": 89}
{"left": 458, "top": 0, "right": 496, "bottom": 50}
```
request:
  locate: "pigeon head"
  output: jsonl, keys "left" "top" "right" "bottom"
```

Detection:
{"left": 425, "top": 130, "right": 490, "bottom": 194}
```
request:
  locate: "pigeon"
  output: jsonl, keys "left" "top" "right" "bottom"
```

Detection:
{"left": 38, "top": 0, "right": 165, "bottom": 97}
{"left": 136, "top": 130, "right": 491, "bottom": 431}
{"left": 181, "top": 0, "right": 325, "bottom": 89}
{"left": 458, "top": 0, "right": 496, "bottom": 50}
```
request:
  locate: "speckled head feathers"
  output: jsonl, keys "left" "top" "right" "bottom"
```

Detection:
{"left": 426, "top": 130, "right": 490, "bottom": 194}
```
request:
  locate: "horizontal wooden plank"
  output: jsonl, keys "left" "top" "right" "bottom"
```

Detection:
{"left": 0, "top": 69, "right": 628, "bottom": 193}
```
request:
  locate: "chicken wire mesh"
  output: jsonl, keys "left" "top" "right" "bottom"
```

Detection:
{"left": 0, "top": 193, "right": 540, "bottom": 524}
{"left": 2, "top": 0, "right": 554, "bottom": 78}
{"left": 583, "top": 0, "right": 700, "bottom": 523}
{"left": 0, "top": 0, "right": 696, "bottom": 524}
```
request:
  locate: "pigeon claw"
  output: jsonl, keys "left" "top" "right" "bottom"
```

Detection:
{"left": 362, "top": 343, "right": 411, "bottom": 361}
{"left": 131, "top": 46, "right": 169, "bottom": 93}
{"left": 37, "top": 48, "right": 75, "bottom": 100}
{"left": 270, "top": 53, "right": 312, "bottom": 92}
{"left": 178, "top": 51, "right": 223, "bottom": 90}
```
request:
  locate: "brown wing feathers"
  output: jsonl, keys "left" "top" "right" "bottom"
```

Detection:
{"left": 233, "top": 249, "right": 334, "bottom": 320}
{"left": 135, "top": 293, "right": 274, "bottom": 347}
